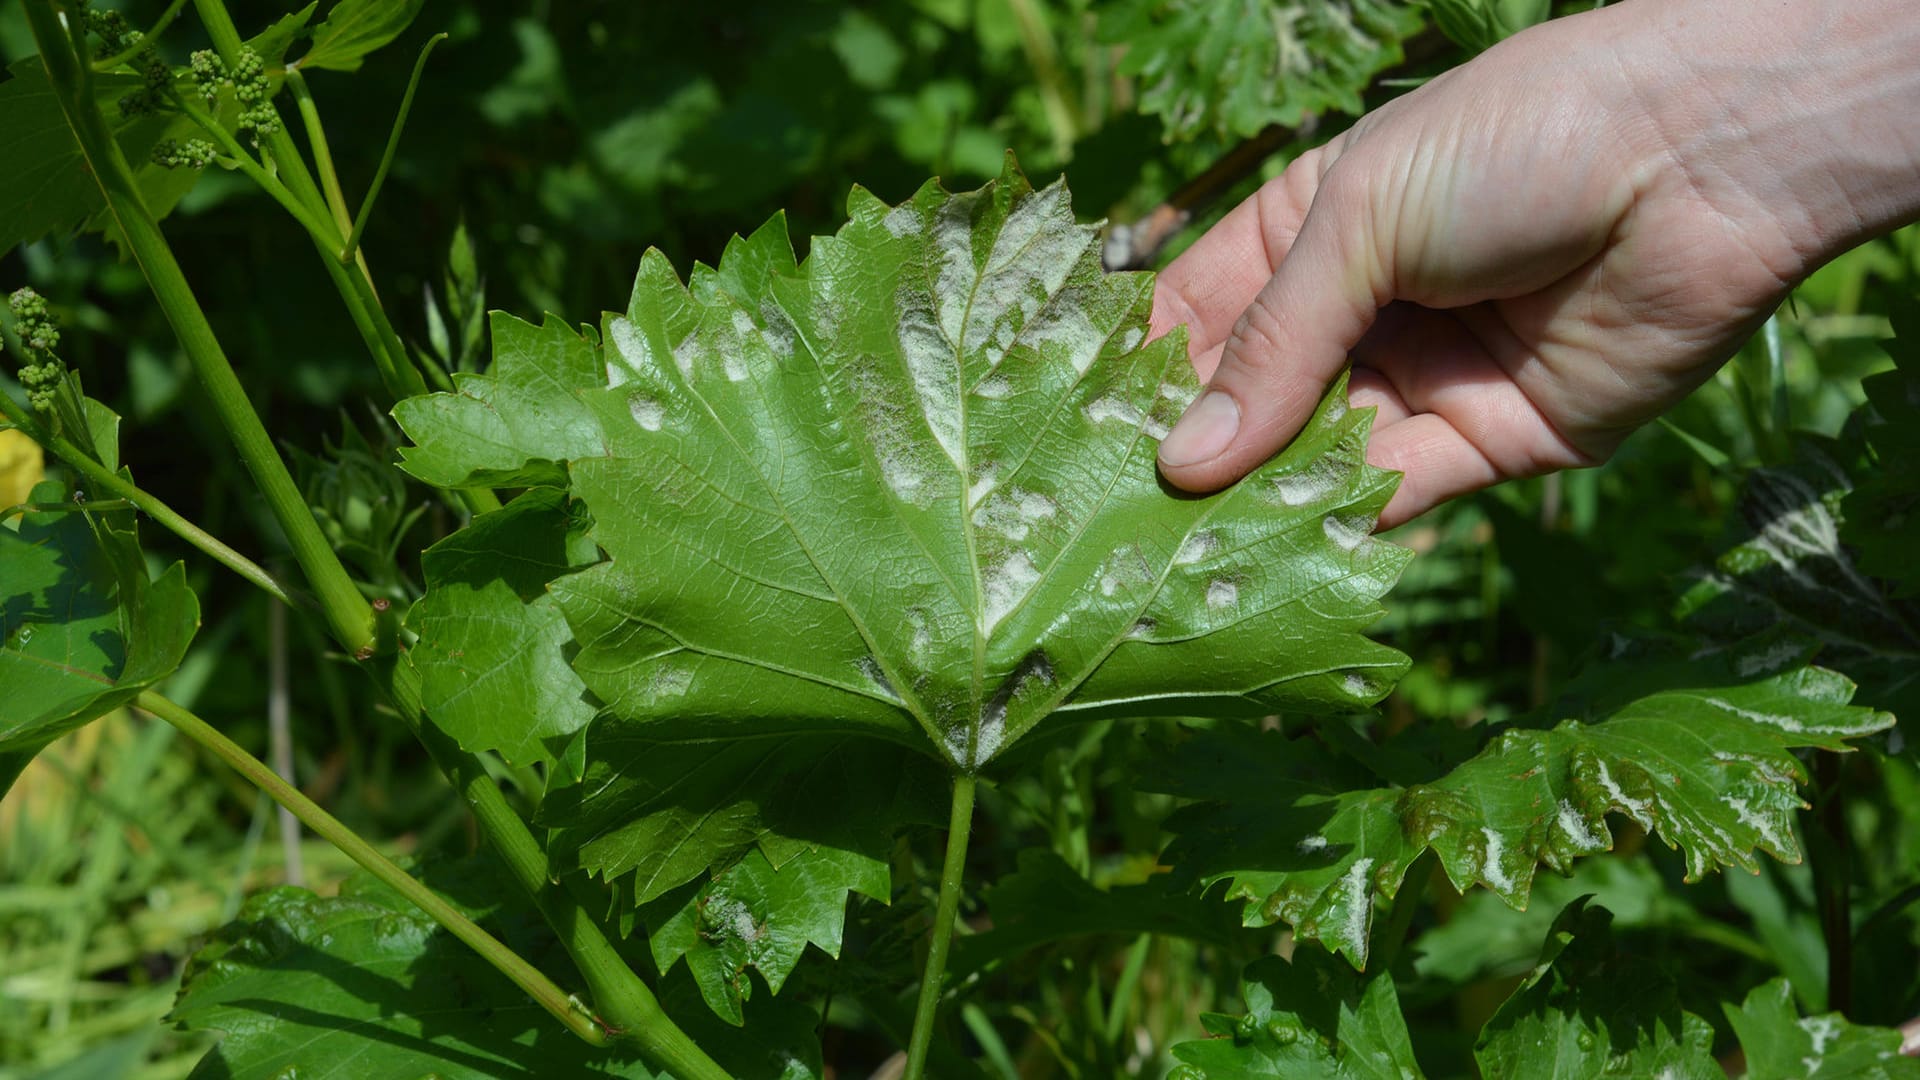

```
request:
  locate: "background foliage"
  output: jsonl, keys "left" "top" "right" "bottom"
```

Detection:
{"left": 3, "top": 1, "right": 1918, "bottom": 1077}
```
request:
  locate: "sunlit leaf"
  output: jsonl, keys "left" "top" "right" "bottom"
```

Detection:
{"left": 1724, "top": 978, "right": 1920, "bottom": 1080}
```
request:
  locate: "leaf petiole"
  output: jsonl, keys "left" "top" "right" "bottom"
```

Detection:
{"left": 904, "top": 773, "right": 979, "bottom": 1079}
{"left": 339, "top": 32, "right": 446, "bottom": 267}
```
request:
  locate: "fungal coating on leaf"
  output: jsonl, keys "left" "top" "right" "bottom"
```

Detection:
{"left": 397, "top": 158, "right": 1412, "bottom": 774}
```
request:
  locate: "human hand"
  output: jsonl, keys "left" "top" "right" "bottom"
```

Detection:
{"left": 1150, "top": 0, "right": 1920, "bottom": 528}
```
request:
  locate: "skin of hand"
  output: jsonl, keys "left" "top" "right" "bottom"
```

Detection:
{"left": 1151, "top": 0, "right": 1920, "bottom": 528}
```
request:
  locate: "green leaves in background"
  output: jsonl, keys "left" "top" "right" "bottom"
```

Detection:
{"left": 169, "top": 868, "right": 665, "bottom": 1080}
{"left": 1, "top": 478, "right": 198, "bottom": 797}
{"left": 1843, "top": 301, "right": 1920, "bottom": 598}
{"left": 1156, "top": 634, "right": 1891, "bottom": 967}
{"left": 295, "top": 0, "right": 428, "bottom": 72}
{"left": 408, "top": 486, "right": 597, "bottom": 770}
{"left": 1473, "top": 898, "right": 1717, "bottom": 1080}
{"left": 1725, "top": 978, "right": 1920, "bottom": 1080}
{"left": 1168, "top": 947, "right": 1420, "bottom": 1078}
{"left": 1100, "top": 0, "right": 1426, "bottom": 140}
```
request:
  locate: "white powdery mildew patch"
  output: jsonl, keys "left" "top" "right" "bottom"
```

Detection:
{"left": 1322, "top": 514, "right": 1370, "bottom": 552}
{"left": 967, "top": 463, "right": 999, "bottom": 509}
{"left": 1175, "top": 530, "right": 1218, "bottom": 566}
{"left": 973, "top": 376, "right": 1012, "bottom": 400}
{"left": 1555, "top": 799, "right": 1606, "bottom": 851}
{"left": 1157, "top": 380, "right": 1198, "bottom": 410}
{"left": 982, "top": 551, "right": 1040, "bottom": 634}
{"left": 670, "top": 331, "right": 704, "bottom": 380}
{"left": 1479, "top": 827, "right": 1516, "bottom": 895}
{"left": 1023, "top": 300, "right": 1104, "bottom": 374}
{"left": 758, "top": 300, "right": 797, "bottom": 359}
{"left": 1704, "top": 695, "right": 1854, "bottom": 737}
{"left": 1331, "top": 857, "right": 1375, "bottom": 956}
{"left": 882, "top": 203, "right": 920, "bottom": 239}
{"left": 1085, "top": 396, "right": 1169, "bottom": 439}
{"left": 894, "top": 285, "right": 964, "bottom": 468}
{"left": 1205, "top": 579, "right": 1238, "bottom": 610}
{"left": 1735, "top": 640, "right": 1803, "bottom": 678}
{"left": 973, "top": 488, "right": 1057, "bottom": 542}
{"left": 649, "top": 663, "right": 693, "bottom": 698}
{"left": 1589, "top": 759, "right": 1655, "bottom": 829}
{"left": 606, "top": 317, "right": 648, "bottom": 387}
{"left": 627, "top": 394, "right": 664, "bottom": 432}
{"left": 1343, "top": 672, "right": 1372, "bottom": 698}
{"left": 708, "top": 896, "right": 761, "bottom": 944}
{"left": 1296, "top": 834, "right": 1329, "bottom": 855}
{"left": 1799, "top": 1014, "right": 1841, "bottom": 1057}
{"left": 907, "top": 609, "right": 933, "bottom": 662}
{"left": 1272, "top": 456, "right": 1352, "bottom": 507}
{"left": 1727, "top": 795, "right": 1792, "bottom": 854}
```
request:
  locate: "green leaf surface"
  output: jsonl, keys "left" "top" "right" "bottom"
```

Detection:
{"left": 248, "top": 3, "right": 322, "bottom": 66}
{"left": 1473, "top": 898, "right": 1718, "bottom": 1080}
{"left": 170, "top": 868, "right": 665, "bottom": 1080}
{"left": 948, "top": 849, "right": 1245, "bottom": 980}
{"left": 542, "top": 734, "right": 945, "bottom": 909}
{"left": 646, "top": 843, "right": 887, "bottom": 1025}
{"left": 1, "top": 479, "right": 198, "bottom": 795}
{"left": 509, "top": 159, "right": 1409, "bottom": 772}
{"left": 1844, "top": 300, "right": 1920, "bottom": 599}
{"left": 1724, "top": 978, "right": 1920, "bottom": 1080}
{"left": 408, "top": 486, "right": 598, "bottom": 768}
{"left": 0, "top": 59, "right": 208, "bottom": 256}
{"left": 1154, "top": 635, "right": 1892, "bottom": 967}
{"left": 297, "top": 0, "right": 429, "bottom": 72}
{"left": 1099, "top": 0, "right": 1426, "bottom": 140}
{"left": 1168, "top": 948, "right": 1421, "bottom": 1078}
{"left": 393, "top": 312, "right": 607, "bottom": 489}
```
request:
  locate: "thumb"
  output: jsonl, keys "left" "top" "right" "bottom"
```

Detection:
{"left": 1156, "top": 174, "right": 1388, "bottom": 492}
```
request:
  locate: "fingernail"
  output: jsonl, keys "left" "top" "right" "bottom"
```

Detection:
{"left": 1158, "top": 391, "right": 1240, "bottom": 467}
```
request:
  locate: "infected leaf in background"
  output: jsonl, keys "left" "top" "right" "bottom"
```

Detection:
{"left": 1100, "top": 0, "right": 1425, "bottom": 140}
{"left": 1724, "top": 978, "right": 1920, "bottom": 1080}
{"left": 1168, "top": 947, "right": 1422, "bottom": 1078}
{"left": 1155, "top": 634, "right": 1892, "bottom": 967}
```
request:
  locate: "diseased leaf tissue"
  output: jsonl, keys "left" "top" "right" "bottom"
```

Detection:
{"left": 400, "top": 156, "right": 1410, "bottom": 774}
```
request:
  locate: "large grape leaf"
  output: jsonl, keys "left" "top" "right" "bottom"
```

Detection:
{"left": 1, "top": 478, "right": 199, "bottom": 798}
{"left": 1725, "top": 979, "right": 1920, "bottom": 1080}
{"left": 1167, "top": 947, "right": 1421, "bottom": 1079}
{"left": 1099, "top": 0, "right": 1426, "bottom": 140}
{"left": 540, "top": 157, "right": 1409, "bottom": 772}
{"left": 1153, "top": 634, "right": 1892, "bottom": 968}
{"left": 408, "top": 486, "right": 598, "bottom": 768}
{"left": 1473, "top": 898, "right": 1718, "bottom": 1080}
{"left": 295, "top": 0, "right": 429, "bottom": 72}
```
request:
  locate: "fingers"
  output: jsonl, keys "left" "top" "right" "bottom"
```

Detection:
{"left": 1364, "top": 414, "right": 1504, "bottom": 530}
{"left": 1157, "top": 162, "right": 1388, "bottom": 491}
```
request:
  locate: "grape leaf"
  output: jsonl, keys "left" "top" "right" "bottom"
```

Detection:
{"left": 1473, "top": 898, "right": 1718, "bottom": 1080}
{"left": 1, "top": 478, "right": 199, "bottom": 799}
{"left": 534, "top": 157, "right": 1408, "bottom": 772}
{"left": 1099, "top": 0, "right": 1426, "bottom": 140}
{"left": 1843, "top": 300, "right": 1920, "bottom": 598}
{"left": 1724, "top": 979, "right": 1920, "bottom": 1080}
{"left": 1154, "top": 634, "right": 1892, "bottom": 967}
{"left": 408, "top": 486, "right": 597, "bottom": 768}
{"left": 170, "top": 869, "right": 665, "bottom": 1080}
{"left": 0, "top": 59, "right": 212, "bottom": 256}
{"left": 1167, "top": 947, "right": 1421, "bottom": 1079}
{"left": 394, "top": 312, "right": 608, "bottom": 490}
{"left": 948, "top": 849, "right": 1245, "bottom": 980}
{"left": 296, "top": 0, "right": 428, "bottom": 72}
{"left": 645, "top": 844, "right": 887, "bottom": 1025}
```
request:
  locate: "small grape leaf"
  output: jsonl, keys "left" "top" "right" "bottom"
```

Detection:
{"left": 169, "top": 868, "right": 664, "bottom": 1080}
{"left": 1473, "top": 898, "right": 1718, "bottom": 1080}
{"left": 1724, "top": 978, "right": 1920, "bottom": 1080}
{"left": 248, "top": 3, "right": 322, "bottom": 67}
{"left": 296, "top": 0, "right": 428, "bottom": 72}
{"left": 532, "top": 156, "right": 1408, "bottom": 772}
{"left": 1167, "top": 947, "right": 1421, "bottom": 1079}
{"left": 393, "top": 312, "right": 607, "bottom": 490}
{"left": 541, "top": 734, "right": 946, "bottom": 908}
{"left": 1154, "top": 634, "right": 1892, "bottom": 968}
{"left": 1, "top": 478, "right": 199, "bottom": 799}
{"left": 948, "top": 849, "right": 1245, "bottom": 980}
{"left": 645, "top": 844, "right": 887, "bottom": 1025}
{"left": 1099, "top": 0, "right": 1426, "bottom": 140}
{"left": 408, "top": 486, "right": 598, "bottom": 768}
{"left": 0, "top": 59, "right": 211, "bottom": 256}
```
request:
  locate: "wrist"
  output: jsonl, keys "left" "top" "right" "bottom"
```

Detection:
{"left": 1611, "top": 0, "right": 1920, "bottom": 277}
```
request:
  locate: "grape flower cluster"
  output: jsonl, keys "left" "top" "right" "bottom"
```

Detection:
{"left": 6, "top": 288, "right": 65, "bottom": 413}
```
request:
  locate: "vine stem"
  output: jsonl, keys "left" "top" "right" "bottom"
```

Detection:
{"left": 0, "top": 395, "right": 296, "bottom": 606}
{"left": 904, "top": 773, "right": 979, "bottom": 1080}
{"left": 340, "top": 32, "right": 446, "bottom": 267}
{"left": 1811, "top": 752, "right": 1854, "bottom": 1014}
{"left": 135, "top": 690, "right": 613, "bottom": 1046}
{"left": 21, "top": 0, "right": 373, "bottom": 654}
